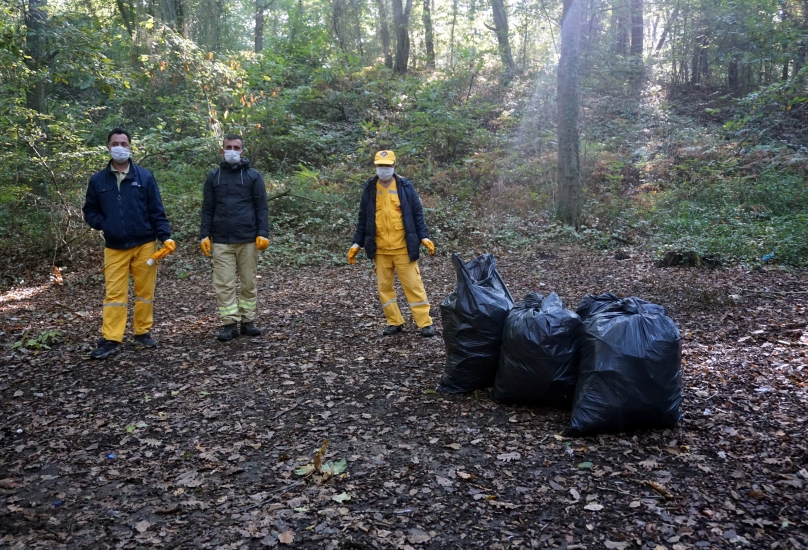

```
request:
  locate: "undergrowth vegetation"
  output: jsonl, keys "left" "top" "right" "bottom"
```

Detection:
{"left": 3, "top": 10, "right": 808, "bottom": 289}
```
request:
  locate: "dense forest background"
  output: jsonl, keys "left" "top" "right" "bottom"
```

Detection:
{"left": 2, "top": 0, "right": 808, "bottom": 285}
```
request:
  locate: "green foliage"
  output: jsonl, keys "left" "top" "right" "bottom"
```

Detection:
{"left": 12, "top": 329, "right": 63, "bottom": 351}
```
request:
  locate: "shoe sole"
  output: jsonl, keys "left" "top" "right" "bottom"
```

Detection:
{"left": 91, "top": 348, "right": 118, "bottom": 359}
{"left": 133, "top": 340, "right": 157, "bottom": 348}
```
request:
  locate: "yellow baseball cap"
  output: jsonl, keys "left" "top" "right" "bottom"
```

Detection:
{"left": 374, "top": 150, "right": 396, "bottom": 165}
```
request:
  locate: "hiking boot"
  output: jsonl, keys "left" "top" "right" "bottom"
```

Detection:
{"left": 382, "top": 325, "right": 403, "bottom": 336}
{"left": 240, "top": 321, "right": 261, "bottom": 337}
{"left": 91, "top": 339, "right": 119, "bottom": 359}
{"left": 421, "top": 325, "right": 436, "bottom": 338}
{"left": 133, "top": 332, "right": 158, "bottom": 348}
{"left": 216, "top": 324, "right": 239, "bottom": 341}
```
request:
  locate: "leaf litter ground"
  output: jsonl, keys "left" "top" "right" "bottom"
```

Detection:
{"left": 1, "top": 247, "right": 807, "bottom": 549}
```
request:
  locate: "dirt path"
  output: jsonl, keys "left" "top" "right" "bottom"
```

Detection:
{"left": 1, "top": 247, "right": 806, "bottom": 549}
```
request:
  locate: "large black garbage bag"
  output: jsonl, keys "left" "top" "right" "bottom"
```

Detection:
{"left": 568, "top": 297, "right": 683, "bottom": 436}
{"left": 492, "top": 292, "right": 583, "bottom": 406}
{"left": 576, "top": 293, "right": 622, "bottom": 321}
{"left": 438, "top": 254, "right": 514, "bottom": 393}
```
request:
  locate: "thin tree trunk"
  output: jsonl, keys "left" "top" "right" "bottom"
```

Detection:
{"left": 25, "top": 0, "right": 47, "bottom": 117}
{"left": 450, "top": 0, "right": 458, "bottom": 68}
{"left": 115, "top": 0, "right": 136, "bottom": 36}
{"left": 333, "top": 0, "right": 347, "bottom": 53}
{"left": 422, "top": 0, "right": 435, "bottom": 69}
{"left": 629, "top": 0, "right": 642, "bottom": 57}
{"left": 392, "top": 0, "right": 412, "bottom": 74}
{"left": 488, "top": 0, "right": 515, "bottom": 73}
{"left": 557, "top": 0, "right": 582, "bottom": 228}
{"left": 255, "top": 1, "right": 265, "bottom": 52}
{"left": 376, "top": 0, "right": 392, "bottom": 68}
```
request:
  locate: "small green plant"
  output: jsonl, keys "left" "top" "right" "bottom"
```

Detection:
{"left": 12, "top": 329, "right": 63, "bottom": 351}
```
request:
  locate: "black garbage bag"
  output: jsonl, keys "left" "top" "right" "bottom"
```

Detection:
{"left": 568, "top": 297, "right": 683, "bottom": 436}
{"left": 492, "top": 292, "right": 583, "bottom": 407}
{"left": 438, "top": 254, "right": 514, "bottom": 393}
{"left": 576, "top": 293, "right": 622, "bottom": 321}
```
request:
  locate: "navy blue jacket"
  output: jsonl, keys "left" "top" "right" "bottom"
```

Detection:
{"left": 352, "top": 174, "right": 429, "bottom": 261}
{"left": 199, "top": 159, "right": 269, "bottom": 244}
{"left": 83, "top": 161, "right": 171, "bottom": 250}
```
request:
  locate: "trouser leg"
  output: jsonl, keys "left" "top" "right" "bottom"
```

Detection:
{"left": 235, "top": 243, "right": 258, "bottom": 322}
{"left": 212, "top": 243, "right": 240, "bottom": 325}
{"left": 374, "top": 253, "right": 405, "bottom": 326}
{"left": 102, "top": 247, "right": 133, "bottom": 342}
{"left": 393, "top": 253, "right": 433, "bottom": 328}
{"left": 131, "top": 241, "right": 157, "bottom": 335}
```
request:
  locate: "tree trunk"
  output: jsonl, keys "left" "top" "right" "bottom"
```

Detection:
{"left": 629, "top": 0, "right": 642, "bottom": 57}
{"left": 392, "top": 0, "right": 412, "bottom": 74}
{"left": 25, "top": 0, "right": 47, "bottom": 117}
{"left": 115, "top": 0, "right": 136, "bottom": 37}
{"left": 557, "top": 0, "right": 582, "bottom": 229}
{"left": 449, "top": 0, "right": 458, "bottom": 68}
{"left": 255, "top": 2, "right": 265, "bottom": 52}
{"left": 612, "top": 0, "right": 627, "bottom": 55}
{"left": 489, "top": 0, "right": 515, "bottom": 73}
{"left": 422, "top": 0, "right": 435, "bottom": 69}
{"left": 332, "top": 0, "right": 347, "bottom": 53}
{"left": 376, "top": 0, "right": 393, "bottom": 68}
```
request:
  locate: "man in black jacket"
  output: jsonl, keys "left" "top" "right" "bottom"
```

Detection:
{"left": 200, "top": 134, "right": 270, "bottom": 341}
{"left": 83, "top": 128, "right": 174, "bottom": 359}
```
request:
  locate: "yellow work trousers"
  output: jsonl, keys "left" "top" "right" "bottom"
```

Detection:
{"left": 374, "top": 252, "right": 433, "bottom": 328}
{"left": 102, "top": 241, "right": 157, "bottom": 342}
{"left": 212, "top": 242, "right": 258, "bottom": 325}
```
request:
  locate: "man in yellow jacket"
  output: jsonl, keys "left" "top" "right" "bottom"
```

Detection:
{"left": 348, "top": 151, "right": 436, "bottom": 337}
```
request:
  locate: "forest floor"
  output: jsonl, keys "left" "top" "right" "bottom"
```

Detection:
{"left": 1, "top": 246, "right": 807, "bottom": 549}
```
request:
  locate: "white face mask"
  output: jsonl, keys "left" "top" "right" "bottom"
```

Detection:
{"left": 224, "top": 150, "right": 241, "bottom": 165}
{"left": 110, "top": 146, "right": 130, "bottom": 163}
{"left": 376, "top": 167, "right": 394, "bottom": 180}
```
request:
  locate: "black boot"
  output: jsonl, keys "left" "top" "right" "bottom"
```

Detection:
{"left": 216, "top": 324, "right": 239, "bottom": 341}
{"left": 240, "top": 321, "right": 261, "bottom": 336}
{"left": 382, "top": 325, "right": 403, "bottom": 336}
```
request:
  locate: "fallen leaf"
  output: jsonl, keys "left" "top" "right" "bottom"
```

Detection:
{"left": 278, "top": 530, "right": 295, "bottom": 544}
{"left": 407, "top": 528, "right": 431, "bottom": 544}
{"left": 134, "top": 520, "right": 151, "bottom": 533}
{"left": 604, "top": 541, "right": 630, "bottom": 549}
{"left": 331, "top": 492, "right": 351, "bottom": 503}
{"left": 496, "top": 452, "right": 520, "bottom": 462}
{"left": 445, "top": 443, "right": 462, "bottom": 450}
{"left": 584, "top": 503, "right": 604, "bottom": 511}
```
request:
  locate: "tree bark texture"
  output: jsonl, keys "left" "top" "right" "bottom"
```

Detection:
{"left": 255, "top": 3, "right": 264, "bottom": 52}
{"left": 392, "top": 0, "right": 412, "bottom": 74}
{"left": 376, "top": 0, "right": 393, "bottom": 68}
{"left": 422, "top": 0, "right": 435, "bottom": 69}
{"left": 630, "top": 0, "right": 643, "bottom": 57}
{"left": 25, "top": 0, "right": 48, "bottom": 117}
{"left": 557, "top": 0, "right": 582, "bottom": 228}
{"left": 489, "top": 0, "right": 515, "bottom": 71}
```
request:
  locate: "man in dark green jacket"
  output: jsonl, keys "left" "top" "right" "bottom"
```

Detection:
{"left": 199, "top": 134, "right": 270, "bottom": 341}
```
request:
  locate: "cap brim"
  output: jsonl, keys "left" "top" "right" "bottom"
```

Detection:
{"left": 375, "top": 160, "right": 395, "bottom": 166}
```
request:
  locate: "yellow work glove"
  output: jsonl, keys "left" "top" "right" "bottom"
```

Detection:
{"left": 347, "top": 244, "right": 360, "bottom": 265}
{"left": 256, "top": 236, "right": 269, "bottom": 250}
{"left": 200, "top": 237, "right": 211, "bottom": 257}
{"left": 146, "top": 239, "right": 176, "bottom": 265}
{"left": 421, "top": 238, "right": 435, "bottom": 255}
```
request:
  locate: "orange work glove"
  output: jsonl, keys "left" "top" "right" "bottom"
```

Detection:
{"left": 146, "top": 239, "right": 176, "bottom": 265}
{"left": 200, "top": 237, "right": 211, "bottom": 257}
{"left": 256, "top": 236, "right": 269, "bottom": 250}
{"left": 421, "top": 238, "right": 435, "bottom": 255}
{"left": 347, "top": 244, "right": 360, "bottom": 264}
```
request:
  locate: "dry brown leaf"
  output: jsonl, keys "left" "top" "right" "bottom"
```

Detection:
{"left": 278, "top": 530, "right": 295, "bottom": 544}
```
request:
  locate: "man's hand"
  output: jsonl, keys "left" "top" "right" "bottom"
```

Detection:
{"left": 256, "top": 236, "right": 269, "bottom": 250}
{"left": 421, "top": 238, "right": 435, "bottom": 255}
{"left": 200, "top": 237, "right": 211, "bottom": 257}
{"left": 147, "top": 239, "right": 176, "bottom": 265}
{"left": 347, "top": 244, "right": 360, "bottom": 265}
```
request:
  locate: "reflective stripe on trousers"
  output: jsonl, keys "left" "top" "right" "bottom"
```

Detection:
{"left": 102, "top": 241, "right": 157, "bottom": 342}
{"left": 373, "top": 252, "right": 432, "bottom": 328}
